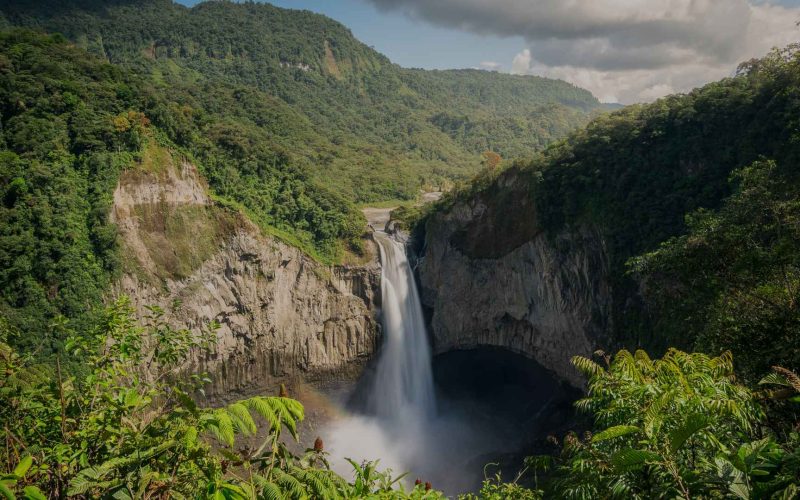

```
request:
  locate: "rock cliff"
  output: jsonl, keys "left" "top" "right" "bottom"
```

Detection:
{"left": 417, "top": 170, "right": 612, "bottom": 387}
{"left": 111, "top": 147, "right": 380, "bottom": 399}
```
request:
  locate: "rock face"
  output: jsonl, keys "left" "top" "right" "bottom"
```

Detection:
{"left": 417, "top": 171, "right": 611, "bottom": 387}
{"left": 111, "top": 152, "right": 380, "bottom": 400}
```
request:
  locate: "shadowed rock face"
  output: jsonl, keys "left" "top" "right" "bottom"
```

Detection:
{"left": 111, "top": 152, "right": 381, "bottom": 401}
{"left": 417, "top": 171, "right": 612, "bottom": 387}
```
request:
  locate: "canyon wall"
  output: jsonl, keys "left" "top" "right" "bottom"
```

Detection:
{"left": 111, "top": 150, "right": 380, "bottom": 400}
{"left": 417, "top": 171, "right": 612, "bottom": 387}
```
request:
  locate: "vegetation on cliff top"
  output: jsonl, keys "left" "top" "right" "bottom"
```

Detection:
{"left": 0, "top": 30, "right": 364, "bottom": 348}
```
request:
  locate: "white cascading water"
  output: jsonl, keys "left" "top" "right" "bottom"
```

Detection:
{"left": 324, "top": 228, "right": 437, "bottom": 483}
{"left": 325, "top": 226, "right": 507, "bottom": 493}
{"left": 369, "top": 230, "right": 436, "bottom": 421}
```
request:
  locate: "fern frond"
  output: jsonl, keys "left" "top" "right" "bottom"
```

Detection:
{"left": 277, "top": 397, "right": 304, "bottom": 421}
{"left": 572, "top": 356, "right": 604, "bottom": 377}
{"left": 226, "top": 402, "right": 257, "bottom": 436}
{"left": 208, "top": 409, "right": 236, "bottom": 446}
{"left": 709, "top": 351, "right": 735, "bottom": 376}
{"left": 271, "top": 468, "right": 307, "bottom": 500}
{"left": 634, "top": 349, "right": 653, "bottom": 371}
{"left": 643, "top": 389, "right": 674, "bottom": 437}
{"left": 610, "top": 449, "right": 662, "bottom": 472}
{"left": 759, "top": 372, "right": 790, "bottom": 387}
{"left": 246, "top": 397, "right": 281, "bottom": 433}
{"left": 67, "top": 468, "right": 124, "bottom": 496}
{"left": 574, "top": 397, "right": 594, "bottom": 413}
{"left": 772, "top": 366, "right": 800, "bottom": 392}
{"left": 252, "top": 475, "right": 285, "bottom": 500}
{"left": 291, "top": 467, "right": 342, "bottom": 500}
{"left": 269, "top": 398, "right": 303, "bottom": 440}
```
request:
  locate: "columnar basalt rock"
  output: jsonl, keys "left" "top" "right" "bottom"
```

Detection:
{"left": 417, "top": 173, "right": 612, "bottom": 387}
{"left": 111, "top": 156, "right": 380, "bottom": 400}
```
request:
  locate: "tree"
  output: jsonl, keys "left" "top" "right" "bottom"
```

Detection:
{"left": 631, "top": 160, "right": 800, "bottom": 381}
{"left": 481, "top": 151, "right": 502, "bottom": 171}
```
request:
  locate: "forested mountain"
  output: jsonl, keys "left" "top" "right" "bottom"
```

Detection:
{"left": 0, "top": 0, "right": 600, "bottom": 344}
{"left": 0, "top": 29, "right": 361, "bottom": 346}
{"left": 0, "top": 0, "right": 599, "bottom": 202}
{"left": 398, "top": 46, "right": 800, "bottom": 497}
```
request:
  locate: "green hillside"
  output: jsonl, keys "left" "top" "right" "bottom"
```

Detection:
{"left": 0, "top": 3, "right": 799, "bottom": 497}
{"left": 0, "top": 29, "right": 362, "bottom": 346}
{"left": 0, "top": 0, "right": 599, "bottom": 343}
{"left": 0, "top": 0, "right": 599, "bottom": 202}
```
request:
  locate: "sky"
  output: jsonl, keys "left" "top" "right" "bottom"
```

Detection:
{"left": 176, "top": 0, "right": 800, "bottom": 104}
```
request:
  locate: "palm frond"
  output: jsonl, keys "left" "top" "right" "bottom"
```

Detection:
{"left": 591, "top": 425, "right": 640, "bottom": 443}
{"left": 669, "top": 413, "right": 709, "bottom": 452}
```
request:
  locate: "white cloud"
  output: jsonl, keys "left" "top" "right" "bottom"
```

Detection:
{"left": 367, "top": 0, "right": 800, "bottom": 103}
{"left": 510, "top": 49, "right": 531, "bottom": 74}
{"left": 479, "top": 61, "right": 503, "bottom": 71}
{"left": 517, "top": 52, "right": 733, "bottom": 103}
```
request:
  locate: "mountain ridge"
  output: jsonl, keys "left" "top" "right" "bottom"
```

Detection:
{"left": 0, "top": 0, "right": 603, "bottom": 363}
{"left": 0, "top": 0, "right": 601, "bottom": 203}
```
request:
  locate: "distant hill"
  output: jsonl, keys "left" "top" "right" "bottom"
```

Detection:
{"left": 0, "top": 0, "right": 600, "bottom": 202}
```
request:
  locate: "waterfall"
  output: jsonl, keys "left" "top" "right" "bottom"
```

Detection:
{"left": 369, "top": 231, "right": 436, "bottom": 421}
{"left": 324, "top": 228, "right": 438, "bottom": 483}
{"left": 323, "top": 222, "right": 561, "bottom": 494}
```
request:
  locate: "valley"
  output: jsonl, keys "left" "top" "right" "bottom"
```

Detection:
{"left": 0, "top": 1, "right": 799, "bottom": 498}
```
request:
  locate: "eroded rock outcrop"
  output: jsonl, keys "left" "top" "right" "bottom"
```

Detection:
{"left": 417, "top": 171, "right": 611, "bottom": 387}
{"left": 111, "top": 148, "right": 380, "bottom": 399}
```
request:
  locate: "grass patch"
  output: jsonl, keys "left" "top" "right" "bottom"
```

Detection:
{"left": 137, "top": 141, "right": 173, "bottom": 175}
{"left": 135, "top": 203, "right": 240, "bottom": 280}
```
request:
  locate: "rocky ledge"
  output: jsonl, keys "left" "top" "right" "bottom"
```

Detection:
{"left": 110, "top": 150, "right": 381, "bottom": 400}
{"left": 417, "top": 171, "right": 612, "bottom": 387}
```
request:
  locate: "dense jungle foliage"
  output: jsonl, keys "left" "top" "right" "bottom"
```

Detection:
{"left": 3, "top": 301, "right": 798, "bottom": 498}
{"left": 0, "top": 0, "right": 598, "bottom": 347}
{"left": 0, "top": 300, "right": 448, "bottom": 499}
{"left": 545, "top": 350, "right": 800, "bottom": 499}
{"left": 430, "top": 44, "right": 800, "bottom": 385}
{"left": 2, "top": 1, "right": 799, "bottom": 498}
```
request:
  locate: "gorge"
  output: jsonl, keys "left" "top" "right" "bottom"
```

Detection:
{"left": 1, "top": 1, "right": 800, "bottom": 498}
{"left": 322, "top": 217, "right": 575, "bottom": 495}
{"left": 108, "top": 153, "right": 575, "bottom": 493}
